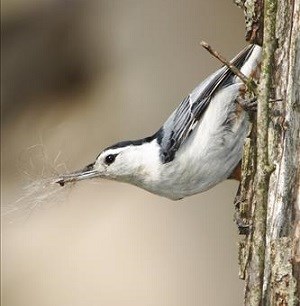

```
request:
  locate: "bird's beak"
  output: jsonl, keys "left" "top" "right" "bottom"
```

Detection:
{"left": 56, "top": 163, "right": 99, "bottom": 186}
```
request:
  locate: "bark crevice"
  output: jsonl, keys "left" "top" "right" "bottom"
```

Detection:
{"left": 235, "top": 0, "right": 300, "bottom": 304}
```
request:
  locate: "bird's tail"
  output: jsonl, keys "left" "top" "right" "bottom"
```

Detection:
{"left": 234, "top": 44, "right": 262, "bottom": 80}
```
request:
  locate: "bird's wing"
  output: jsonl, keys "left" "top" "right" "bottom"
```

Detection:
{"left": 157, "top": 44, "right": 259, "bottom": 163}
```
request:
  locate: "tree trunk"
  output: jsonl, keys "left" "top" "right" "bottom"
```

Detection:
{"left": 234, "top": 0, "right": 300, "bottom": 305}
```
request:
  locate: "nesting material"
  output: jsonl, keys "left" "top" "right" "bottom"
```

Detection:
{"left": 2, "top": 177, "right": 75, "bottom": 220}
{"left": 2, "top": 145, "right": 79, "bottom": 220}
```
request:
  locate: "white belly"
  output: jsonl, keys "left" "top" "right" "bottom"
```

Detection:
{"left": 149, "top": 85, "right": 250, "bottom": 200}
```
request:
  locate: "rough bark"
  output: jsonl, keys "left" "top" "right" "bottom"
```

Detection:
{"left": 234, "top": 0, "right": 300, "bottom": 305}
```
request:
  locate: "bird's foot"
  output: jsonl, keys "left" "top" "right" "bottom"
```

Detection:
{"left": 236, "top": 96, "right": 257, "bottom": 112}
{"left": 236, "top": 95, "right": 283, "bottom": 113}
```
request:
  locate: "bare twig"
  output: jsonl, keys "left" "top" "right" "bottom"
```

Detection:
{"left": 200, "top": 41, "right": 257, "bottom": 94}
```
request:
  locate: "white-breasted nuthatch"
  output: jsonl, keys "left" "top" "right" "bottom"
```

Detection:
{"left": 57, "top": 44, "right": 261, "bottom": 200}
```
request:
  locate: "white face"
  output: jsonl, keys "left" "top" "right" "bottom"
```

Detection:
{"left": 93, "top": 146, "right": 142, "bottom": 183}
{"left": 94, "top": 147, "right": 129, "bottom": 179}
{"left": 93, "top": 141, "right": 161, "bottom": 184}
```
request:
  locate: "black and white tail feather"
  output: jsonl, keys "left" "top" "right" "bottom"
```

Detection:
{"left": 57, "top": 44, "right": 262, "bottom": 200}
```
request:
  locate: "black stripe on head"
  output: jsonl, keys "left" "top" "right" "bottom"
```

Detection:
{"left": 105, "top": 132, "right": 160, "bottom": 151}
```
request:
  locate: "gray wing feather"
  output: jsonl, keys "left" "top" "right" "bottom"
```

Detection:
{"left": 158, "top": 44, "right": 257, "bottom": 163}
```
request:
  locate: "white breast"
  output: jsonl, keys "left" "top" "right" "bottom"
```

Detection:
{"left": 144, "top": 84, "right": 249, "bottom": 200}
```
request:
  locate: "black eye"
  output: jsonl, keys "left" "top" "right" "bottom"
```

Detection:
{"left": 105, "top": 154, "right": 116, "bottom": 165}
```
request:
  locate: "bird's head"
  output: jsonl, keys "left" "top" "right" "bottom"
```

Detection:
{"left": 56, "top": 139, "right": 160, "bottom": 186}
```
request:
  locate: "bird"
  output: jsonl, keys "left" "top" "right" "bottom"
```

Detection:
{"left": 57, "top": 44, "right": 262, "bottom": 200}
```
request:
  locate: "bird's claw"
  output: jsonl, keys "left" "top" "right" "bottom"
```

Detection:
{"left": 236, "top": 96, "right": 257, "bottom": 112}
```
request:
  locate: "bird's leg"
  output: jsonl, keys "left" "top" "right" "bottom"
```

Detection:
{"left": 236, "top": 88, "right": 282, "bottom": 112}
{"left": 236, "top": 95, "right": 258, "bottom": 112}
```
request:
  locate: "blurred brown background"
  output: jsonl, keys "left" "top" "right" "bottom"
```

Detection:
{"left": 2, "top": 1, "right": 247, "bottom": 305}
